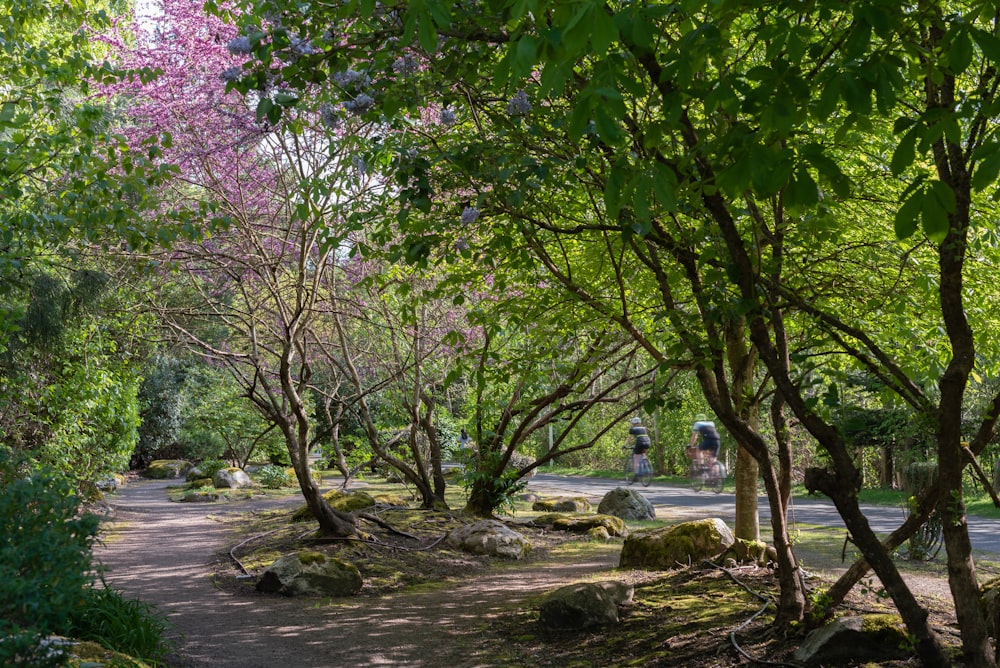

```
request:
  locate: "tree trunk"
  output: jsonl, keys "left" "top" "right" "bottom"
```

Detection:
{"left": 734, "top": 445, "right": 759, "bottom": 541}
{"left": 726, "top": 318, "right": 760, "bottom": 541}
{"left": 805, "top": 468, "right": 948, "bottom": 666}
{"left": 281, "top": 420, "right": 356, "bottom": 537}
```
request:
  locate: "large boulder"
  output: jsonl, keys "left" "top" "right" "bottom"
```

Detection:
{"left": 447, "top": 520, "right": 531, "bottom": 559}
{"left": 597, "top": 487, "right": 656, "bottom": 521}
{"left": 213, "top": 467, "right": 252, "bottom": 489}
{"left": 145, "top": 459, "right": 190, "bottom": 479}
{"left": 538, "top": 581, "right": 634, "bottom": 630}
{"left": 257, "top": 551, "right": 363, "bottom": 597}
{"left": 619, "top": 518, "right": 734, "bottom": 570}
{"left": 533, "top": 513, "right": 627, "bottom": 537}
{"left": 794, "top": 615, "right": 910, "bottom": 665}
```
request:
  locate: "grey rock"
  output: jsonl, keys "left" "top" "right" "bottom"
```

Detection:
{"left": 597, "top": 487, "right": 656, "bottom": 521}
{"left": 213, "top": 467, "right": 252, "bottom": 489}
{"left": 794, "top": 615, "right": 910, "bottom": 665}
{"left": 446, "top": 520, "right": 531, "bottom": 559}
{"left": 257, "top": 551, "right": 362, "bottom": 597}
{"left": 538, "top": 581, "right": 633, "bottom": 630}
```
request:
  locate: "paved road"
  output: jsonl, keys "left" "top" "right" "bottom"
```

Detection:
{"left": 526, "top": 472, "right": 1000, "bottom": 555}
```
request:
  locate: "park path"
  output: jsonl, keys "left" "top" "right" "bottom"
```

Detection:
{"left": 95, "top": 478, "right": 616, "bottom": 668}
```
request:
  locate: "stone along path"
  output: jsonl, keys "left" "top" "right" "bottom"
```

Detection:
{"left": 96, "top": 478, "right": 617, "bottom": 667}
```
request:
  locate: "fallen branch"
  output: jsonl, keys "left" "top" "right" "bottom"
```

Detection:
{"left": 357, "top": 511, "right": 420, "bottom": 540}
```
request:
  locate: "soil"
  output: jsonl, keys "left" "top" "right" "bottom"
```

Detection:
{"left": 94, "top": 475, "right": 976, "bottom": 668}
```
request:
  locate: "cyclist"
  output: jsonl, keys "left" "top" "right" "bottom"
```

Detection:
{"left": 628, "top": 416, "right": 651, "bottom": 482}
{"left": 689, "top": 413, "right": 720, "bottom": 468}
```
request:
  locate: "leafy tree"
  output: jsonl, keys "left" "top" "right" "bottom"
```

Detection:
{"left": 0, "top": 267, "right": 149, "bottom": 484}
{"left": 224, "top": 2, "right": 1000, "bottom": 664}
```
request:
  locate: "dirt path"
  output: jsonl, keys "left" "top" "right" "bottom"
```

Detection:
{"left": 96, "top": 479, "right": 618, "bottom": 668}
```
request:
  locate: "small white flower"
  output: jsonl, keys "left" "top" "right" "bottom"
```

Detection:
{"left": 227, "top": 36, "right": 253, "bottom": 55}
{"left": 343, "top": 94, "right": 375, "bottom": 116}
{"left": 319, "top": 104, "right": 339, "bottom": 129}
{"left": 506, "top": 89, "right": 532, "bottom": 115}
{"left": 352, "top": 155, "right": 368, "bottom": 175}
{"left": 333, "top": 69, "right": 370, "bottom": 90}
{"left": 289, "top": 36, "right": 316, "bottom": 56}
{"left": 461, "top": 206, "right": 480, "bottom": 224}
{"left": 220, "top": 66, "right": 242, "bottom": 82}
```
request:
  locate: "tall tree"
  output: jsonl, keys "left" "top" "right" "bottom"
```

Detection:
{"left": 225, "top": 2, "right": 1000, "bottom": 664}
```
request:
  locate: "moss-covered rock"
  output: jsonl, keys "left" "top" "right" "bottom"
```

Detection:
{"left": 145, "top": 459, "right": 190, "bottom": 479}
{"left": 535, "top": 513, "right": 627, "bottom": 537}
{"left": 180, "top": 491, "right": 219, "bottom": 503}
{"left": 371, "top": 492, "right": 409, "bottom": 507}
{"left": 532, "top": 496, "right": 591, "bottom": 512}
{"left": 257, "top": 551, "right": 363, "bottom": 597}
{"left": 794, "top": 614, "right": 909, "bottom": 665}
{"left": 619, "top": 518, "right": 734, "bottom": 570}
{"left": 291, "top": 489, "right": 377, "bottom": 521}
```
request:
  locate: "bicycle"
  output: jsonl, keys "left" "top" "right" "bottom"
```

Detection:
{"left": 687, "top": 450, "right": 726, "bottom": 493}
{"left": 623, "top": 447, "right": 652, "bottom": 487}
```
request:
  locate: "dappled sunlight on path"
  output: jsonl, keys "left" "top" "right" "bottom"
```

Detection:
{"left": 96, "top": 479, "right": 618, "bottom": 667}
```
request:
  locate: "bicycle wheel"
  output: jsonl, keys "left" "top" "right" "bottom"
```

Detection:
{"left": 708, "top": 462, "right": 726, "bottom": 494}
{"left": 638, "top": 457, "right": 652, "bottom": 487}
{"left": 689, "top": 464, "right": 704, "bottom": 492}
{"left": 624, "top": 457, "right": 634, "bottom": 484}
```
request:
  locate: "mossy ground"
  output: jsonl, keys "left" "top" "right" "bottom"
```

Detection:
{"left": 208, "top": 474, "right": 971, "bottom": 666}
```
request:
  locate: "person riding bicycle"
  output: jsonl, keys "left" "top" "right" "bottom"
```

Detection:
{"left": 689, "top": 413, "right": 720, "bottom": 468}
{"left": 628, "top": 416, "right": 651, "bottom": 482}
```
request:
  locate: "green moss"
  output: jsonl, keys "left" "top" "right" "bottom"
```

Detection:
{"left": 860, "top": 613, "right": 905, "bottom": 637}
{"left": 297, "top": 550, "right": 327, "bottom": 565}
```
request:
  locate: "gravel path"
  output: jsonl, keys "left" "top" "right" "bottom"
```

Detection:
{"left": 95, "top": 478, "right": 618, "bottom": 668}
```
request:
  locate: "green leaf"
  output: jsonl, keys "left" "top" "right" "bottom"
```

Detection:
{"left": 972, "top": 28, "right": 1000, "bottom": 64}
{"left": 418, "top": 12, "right": 438, "bottom": 52}
{"left": 651, "top": 162, "right": 677, "bottom": 211}
{"left": 594, "top": 106, "right": 624, "bottom": 145}
{"left": 785, "top": 167, "right": 819, "bottom": 208}
{"left": 590, "top": 7, "right": 618, "bottom": 53}
{"left": 930, "top": 179, "right": 956, "bottom": 213}
{"left": 605, "top": 159, "right": 628, "bottom": 219}
{"left": 891, "top": 127, "right": 918, "bottom": 176}
{"left": 973, "top": 147, "right": 1000, "bottom": 192}
{"left": 922, "top": 187, "right": 951, "bottom": 243}
{"left": 255, "top": 97, "right": 273, "bottom": 122}
{"left": 947, "top": 29, "right": 973, "bottom": 75}
{"left": 512, "top": 36, "right": 539, "bottom": 80}
{"left": 894, "top": 191, "right": 923, "bottom": 239}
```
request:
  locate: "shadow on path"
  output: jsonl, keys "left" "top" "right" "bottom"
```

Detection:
{"left": 96, "top": 479, "right": 617, "bottom": 668}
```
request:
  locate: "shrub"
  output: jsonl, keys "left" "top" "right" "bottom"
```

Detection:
{"left": 0, "top": 448, "right": 99, "bottom": 666}
{"left": 198, "top": 458, "right": 227, "bottom": 479}
{"left": 66, "top": 583, "right": 174, "bottom": 665}
{"left": 254, "top": 464, "right": 294, "bottom": 489}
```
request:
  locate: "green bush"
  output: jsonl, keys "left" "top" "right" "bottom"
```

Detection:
{"left": 0, "top": 448, "right": 99, "bottom": 666}
{"left": 198, "top": 458, "right": 227, "bottom": 479}
{"left": 254, "top": 464, "right": 294, "bottom": 489}
{"left": 66, "top": 584, "right": 174, "bottom": 665}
